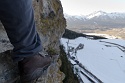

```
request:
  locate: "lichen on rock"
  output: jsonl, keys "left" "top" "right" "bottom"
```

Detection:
{"left": 33, "top": 0, "right": 66, "bottom": 52}
{"left": 32, "top": 0, "right": 66, "bottom": 82}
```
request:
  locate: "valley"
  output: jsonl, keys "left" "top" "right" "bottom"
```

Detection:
{"left": 65, "top": 11, "right": 125, "bottom": 40}
{"left": 68, "top": 27, "right": 125, "bottom": 40}
{"left": 61, "top": 37, "right": 125, "bottom": 83}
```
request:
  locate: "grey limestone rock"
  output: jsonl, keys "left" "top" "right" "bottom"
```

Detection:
{"left": 0, "top": 0, "right": 66, "bottom": 83}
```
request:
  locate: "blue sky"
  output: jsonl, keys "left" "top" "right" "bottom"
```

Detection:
{"left": 60, "top": 0, "right": 125, "bottom": 15}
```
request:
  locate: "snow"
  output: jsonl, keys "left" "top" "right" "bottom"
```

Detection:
{"left": 84, "top": 33, "right": 118, "bottom": 39}
{"left": 65, "top": 11, "right": 125, "bottom": 20}
{"left": 64, "top": 14, "right": 86, "bottom": 21}
{"left": 61, "top": 37, "right": 125, "bottom": 83}
{"left": 86, "top": 11, "right": 125, "bottom": 19}
{"left": 86, "top": 11, "right": 107, "bottom": 19}
{"left": 107, "top": 12, "right": 125, "bottom": 19}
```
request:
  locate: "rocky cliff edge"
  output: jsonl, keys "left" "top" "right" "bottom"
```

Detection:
{"left": 0, "top": 0, "right": 66, "bottom": 83}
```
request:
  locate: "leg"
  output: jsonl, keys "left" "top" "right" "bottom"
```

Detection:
{"left": 0, "top": 0, "right": 42, "bottom": 61}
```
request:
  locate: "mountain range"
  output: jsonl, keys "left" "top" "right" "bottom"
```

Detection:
{"left": 65, "top": 11, "right": 125, "bottom": 31}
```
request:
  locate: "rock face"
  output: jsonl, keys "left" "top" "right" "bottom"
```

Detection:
{"left": 0, "top": 0, "right": 66, "bottom": 83}
{"left": 33, "top": 0, "right": 66, "bottom": 52}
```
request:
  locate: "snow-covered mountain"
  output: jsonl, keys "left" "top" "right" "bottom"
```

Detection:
{"left": 65, "top": 11, "right": 125, "bottom": 20}
{"left": 86, "top": 11, "right": 107, "bottom": 19}
{"left": 64, "top": 14, "right": 86, "bottom": 21}
{"left": 61, "top": 36, "right": 125, "bottom": 83}
{"left": 86, "top": 11, "right": 125, "bottom": 19}
{"left": 65, "top": 11, "right": 125, "bottom": 30}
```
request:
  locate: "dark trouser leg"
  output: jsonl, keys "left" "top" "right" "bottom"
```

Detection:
{"left": 0, "top": 0, "right": 42, "bottom": 61}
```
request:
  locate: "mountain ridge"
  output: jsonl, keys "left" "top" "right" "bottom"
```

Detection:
{"left": 65, "top": 11, "right": 125, "bottom": 32}
{"left": 65, "top": 11, "right": 125, "bottom": 19}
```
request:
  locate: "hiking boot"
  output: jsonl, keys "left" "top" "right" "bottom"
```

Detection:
{"left": 18, "top": 53, "right": 52, "bottom": 83}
